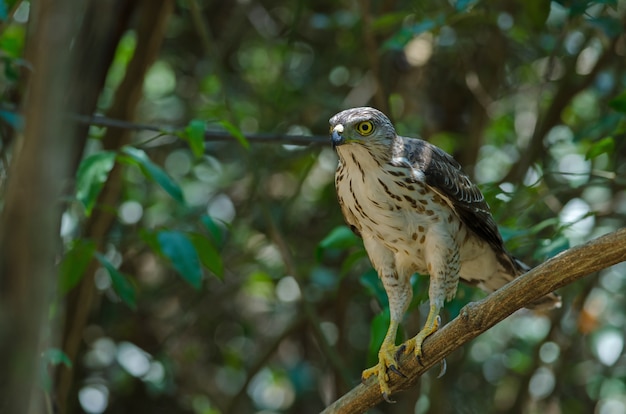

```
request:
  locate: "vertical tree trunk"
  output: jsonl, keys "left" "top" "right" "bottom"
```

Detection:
{"left": 55, "top": 1, "right": 175, "bottom": 412}
{"left": 0, "top": 1, "right": 84, "bottom": 413}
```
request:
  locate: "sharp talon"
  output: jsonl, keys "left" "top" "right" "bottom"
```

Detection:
{"left": 437, "top": 358, "right": 447, "bottom": 378}
{"left": 388, "top": 364, "right": 407, "bottom": 378}
{"left": 382, "top": 392, "right": 396, "bottom": 404}
{"left": 395, "top": 344, "right": 406, "bottom": 362}
{"left": 416, "top": 353, "right": 424, "bottom": 367}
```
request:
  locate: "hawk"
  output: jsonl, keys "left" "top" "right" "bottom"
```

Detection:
{"left": 329, "top": 107, "right": 560, "bottom": 401}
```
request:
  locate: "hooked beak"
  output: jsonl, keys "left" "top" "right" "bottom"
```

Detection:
{"left": 331, "top": 124, "right": 345, "bottom": 147}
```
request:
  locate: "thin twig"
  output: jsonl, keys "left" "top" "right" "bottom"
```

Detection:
{"left": 70, "top": 114, "right": 328, "bottom": 146}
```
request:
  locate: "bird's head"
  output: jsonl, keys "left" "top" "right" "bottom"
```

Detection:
{"left": 329, "top": 107, "right": 397, "bottom": 155}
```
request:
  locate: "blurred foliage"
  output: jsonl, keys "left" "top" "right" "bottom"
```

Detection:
{"left": 1, "top": 0, "right": 626, "bottom": 413}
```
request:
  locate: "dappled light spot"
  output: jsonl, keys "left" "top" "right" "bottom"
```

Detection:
{"left": 597, "top": 399, "right": 626, "bottom": 414}
{"left": 143, "top": 61, "right": 176, "bottom": 99}
{"left": 79, "top": 384, "right": 109, "bottom": 414}
{"left": 118, "top": 200, "right": 143, "bottom": 224}
{"left": 514, "top": 110, "right": 537, "bottom": 142}
{"left": 84, "top": 337, "right": 116, "bottom": 369}
{"left": 142, "top": 361, "right": 165, "bottom": 384}
{"left": 560, "top": 198, "right": 595, "bottom": 242}
{"left": 528, "top": 367, "right": 555, "bottom": 400}
{"left": 207, "top": 193, "right": 236, "bottom": 223}
{"left": 497, "top": 13, "right": 513, "bottom": 30}
{"left": 565, "top": 31, "right": 586, "bottom": 55}
{"left": 547, "top": 2, "right": 568, "bottom": 27}
{"left": 247, "top": 368, "right": 296, "bottom": 411}
{"left": 482, "top": 355, "right": 507, "bottom": 384}
{"left": 539, "top": 342, "right": 560, "bottom": 364}
{"left": 117, "top": 341, "right": 151, "bottom": 378}
{"left": 475, "top": 145, "right": 514, "bottom": 183}
{"left": 510, "top": 315, "right": 551, "bottom": 342}
{"left": 545, "top": 124, "right": 574, "bottom": 146}
{"left": 165, "top": 150, "right": 192, "bottom": 177}
{"left": 60, "top": 211, "right": 77, "bottom": 238}
{"left": 329, "top": 66, "right": 350, "bottom": 86}
{"left": 600, "top": 262, "right": 626, "bottom": 292}
{"left": 593, "top": 329, "right": 623, "bottom": 366}
{"left": 558, "top": 153, "right": 591, "bottom": 184}
{"left": 404, "top": 34, "right": 433, "bottom": 67}
{"left": 94, "top": 268, "right": 112, "bottom": 291}
{"left": 470, "top": 341, "right": 492, "bottom": 363}
{"left": 576, "top": 40, "right": 602, "bottom": 75}
{"left": 415, "top": 394, "right": 430, "bottom": 414}
{"left": 320, "top": 321, "right": 339, "bottom": 346}
{"left": 193, "top": 155, "right": 223, "bottom": 184}
{"left": 276, "top": 276, "right": 301, "bottom": 303}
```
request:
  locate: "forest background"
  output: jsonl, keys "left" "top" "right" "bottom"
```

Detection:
{"left": 0, "top": 0, "right": 625, "bottom": 413}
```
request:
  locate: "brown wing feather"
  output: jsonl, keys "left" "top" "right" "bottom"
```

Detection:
{"left": 393, "top": 136, "right": 506, "bottom": 254}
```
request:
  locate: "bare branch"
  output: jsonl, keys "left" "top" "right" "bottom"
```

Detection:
{"left": 322, "top": 227, "right": 626, "bottom": 413}
{"left": 71, "top": 114, "right": 329, "bottom": 146}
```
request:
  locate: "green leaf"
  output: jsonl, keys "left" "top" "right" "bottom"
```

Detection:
{"left": 367, "top": 308, "right": 390, "bottom": 366}
{"left": 499, "top": 226, "right": 529, "bottom": 242}
{"left": 382, "top": 18, "right": 440, "bottom": 50}
{"left": 43, "top": 348, "right": 72, "bottom": 368}
{"left": 586, "top": 137, "right": 615, "bottom": 159}
{"left": 455, "top": 0, "right": 477, "bottom": 12}
{"left": 371, "top": 12, "right": 409, "bottom": 31}
{"left": 534, "top": 236, "right": 570, "bottom": 261}
{"left": 76, "top": 151, "right": 116, "bottom": 216}
{"left": 0, "top": 109, "right": 23, "bottom": 130}
{"left": 201, "top": 215, "right": 225, "bottom": 247}
{"left": 339, "top": 249, "right": 368, "bottom": 277}
{"left": 609, "top": 90, "right": 626, "bottom": 113}
{"left": 41, "top": 347, "right": 73, "bottom": 392}
{"left": 95, "top": 252, "right": 137, "bottom": 309}
{"left": 120, "top": 146, "right": 185, "bottom": 204}
{"left": 139, "top": 228, "right": 161, "bottom": 254}
{"left": 183, "top": 119, "right": 206, "bottom": 158}
{"left": 524, "top": 0, "right": 551, "bottom": 28}
{"left": 360, "top": 268, "right": 388, "bottom": 307}
{"left": 59, "top": 239, "right": 97, "bottom": 293}
{"left": 157, "top": 230, "right": 203, "bottom": 288}
{"left": 219, "top": 120, "right": 249, "bottom": 149}
{"left": 0, "top": 2, "right": 7, "bottom": 21}
{"left": 587, "top": 16, "right": 623, "bottom": 38}
{"left": 316, "top": 225, "right": 362, "bottom": 260}
{"left": 187, "top": 232, "right": 224, "bottom": 279}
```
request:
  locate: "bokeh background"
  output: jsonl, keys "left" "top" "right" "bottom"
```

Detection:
{"left": 1, "top": 0, "right": 626, "bottom": 413}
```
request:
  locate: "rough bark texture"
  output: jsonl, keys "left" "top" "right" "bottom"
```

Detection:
{"left": 322, "top": 227, "right": 626, "bottom": 413}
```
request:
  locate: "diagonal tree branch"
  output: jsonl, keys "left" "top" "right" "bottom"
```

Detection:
{"left": 322, "top": 227, "right": 626, "bottom": 413}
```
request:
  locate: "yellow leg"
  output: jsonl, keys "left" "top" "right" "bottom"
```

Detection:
{"left": 361, "top": 318, "right": 403, "bottom": 401}
{"left": 404, "top": 304, "right": 440, "bottom": 360}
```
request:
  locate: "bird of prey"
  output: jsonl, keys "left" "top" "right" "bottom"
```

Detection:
{"left": 329, "top": 107, "right": 561, "bottom": 401}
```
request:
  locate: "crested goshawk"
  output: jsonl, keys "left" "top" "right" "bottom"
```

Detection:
{"left": 329, "top": 107, "right": 560, "bottom": 401}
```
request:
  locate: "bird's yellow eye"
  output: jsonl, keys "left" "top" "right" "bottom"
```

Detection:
{"left": 355, "top": 121, "right": 374, "bottom": 136}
